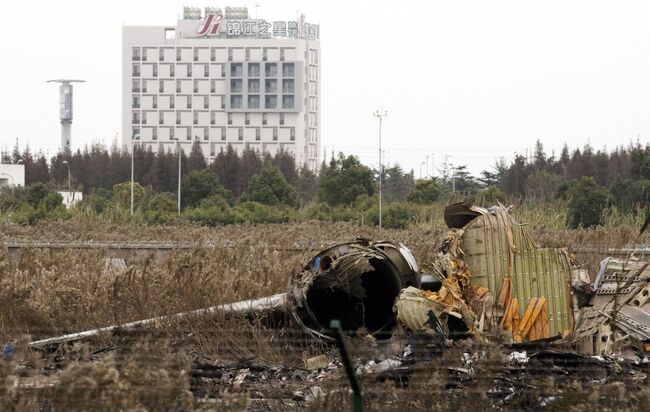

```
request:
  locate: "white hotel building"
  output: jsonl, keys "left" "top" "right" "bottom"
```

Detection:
{"left": 122, "top": 7, "right": 321, "bottom": 171}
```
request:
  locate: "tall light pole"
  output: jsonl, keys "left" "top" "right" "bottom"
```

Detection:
{"left": 62, "top": 160, "right": 71, "bottom": 203}
{"left": 1, "top": 173, "right": 14, "bottom": 196}
{"left": 130, "top": 134, "right": 140, "bottom": 216}
{"left": 47, "top": 79, "right": 85, "bottom": 152}
{"left": 373, "top": 109, "right": 387, "bottom": 230}
{"left": 171, "top": 138, "right": 182, "bottom": 213}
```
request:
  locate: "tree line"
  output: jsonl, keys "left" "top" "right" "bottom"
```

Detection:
{"left": 1, "top": 139, "right": 648, "bottom": 228}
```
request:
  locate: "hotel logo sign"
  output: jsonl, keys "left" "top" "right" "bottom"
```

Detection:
{"left": 196, "top": 14, "right": 319, "bottom": 39}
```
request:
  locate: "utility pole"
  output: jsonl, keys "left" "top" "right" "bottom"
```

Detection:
{"left": 130, "top": 134, "right": 140, "bottom": 216}
{"left": 373, "top": 109, "right": 387, "bottom": 230}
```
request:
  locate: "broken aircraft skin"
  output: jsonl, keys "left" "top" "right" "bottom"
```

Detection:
{"left": 27, "top": 203, "right": 650, "bottom": 362}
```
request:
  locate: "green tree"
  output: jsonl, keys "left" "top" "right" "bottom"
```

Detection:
{"left": 181, "top": 169, "right": 230, "bottom": 208}
{"left": 318, "top": 154, "right": 375, "bottom": 206}
{"left": 112, "top": 182, "right": 145, "bottom": 210}
{"left": 566, "top": 176, "right": 610, "bottom": 228}
{"left": 147, "top": 192, "right": 178, "bottom": 213}
{"left": 240, "top": 165, "right": 299, "bottom": 207}
{"left": 382, "top": 165, "right": 415, "bottom": 202}
{"left": 407, "top": 179, "right": 441, "bottom": 204}
{"left": 187, "top": 140, "right": 207, "bottom": 172}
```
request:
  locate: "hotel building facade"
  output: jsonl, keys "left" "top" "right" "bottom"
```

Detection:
{"left": 122, "top": 7, "right": 321, "bottom": 170}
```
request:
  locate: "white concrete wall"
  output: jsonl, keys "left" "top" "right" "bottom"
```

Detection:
{"left": 0, "top": 164, "right": 25, "bottom": 188}
{"left": 58, "top": 191, "right": 83, "bottom": 208}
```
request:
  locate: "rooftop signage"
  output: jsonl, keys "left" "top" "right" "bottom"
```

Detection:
{"left": 196, "top": 14, "right": 319, "bottom": 39}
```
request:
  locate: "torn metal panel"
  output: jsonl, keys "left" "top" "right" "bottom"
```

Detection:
{"left": 445, "top": 202, "right": 574, "bottom": 339}
{"left": 289, "top": 239, "right": 420, "bottom": 340}
{"left": 571, "top": 258, "right": 650, "bottom": 356}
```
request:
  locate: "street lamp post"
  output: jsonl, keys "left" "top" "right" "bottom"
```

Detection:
{"left": 171, "top": 138, "right": 181, "bottom": 213}
{"left": 62, "top": 160, "right": 71, "bottom": 204}
{"left": 130, "top": 134, "right": 140, "bottom": 216}
{"left": 373, "top": 109, "right": 387, "bottom": 230}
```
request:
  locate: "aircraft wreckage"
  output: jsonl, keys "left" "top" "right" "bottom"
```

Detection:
{"left": 29, "top": 203, "right": 650, "bottom": 360}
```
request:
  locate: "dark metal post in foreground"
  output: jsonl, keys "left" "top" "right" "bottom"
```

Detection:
{"left": 330, "top": 320, "right": 363, "bottom": 412}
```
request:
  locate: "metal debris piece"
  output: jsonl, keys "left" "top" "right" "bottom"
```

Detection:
{"left": 304, "top": 354, "right": 329, "bottom": 371}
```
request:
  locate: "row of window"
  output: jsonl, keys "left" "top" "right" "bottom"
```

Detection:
{"left": 133, "top": 111, "right": 293, "bottom": 126}
{"left": 131, "top": 126, "right": 295, "bottom": 142}
{"left": 132, "top": 47, "right": 299, "bottom": 63}
{"left": 230, "top": 94, "right": 294, "bottom": 109}
{"left": 132, "top": 62, "right": 295, "bottom": 79}
{"left": 229, "top": 79, "right": 293, "bottom": 93}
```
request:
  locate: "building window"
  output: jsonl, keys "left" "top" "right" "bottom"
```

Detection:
{"left": 221, "top": 96, "right": 226, "bottom": 109}
{"left": 279, "top": 113, "right": 285, "bottom": 125}
{"left": 142, "top": 49, "right": 148, "bottom": 61}
{"left": 152, "top": 127, "right": 158, "bottom": 140}
{"left": 132, "top": 96, "right": 140, "bottom": 108}
{"left": 132, "top": 80, "right": 140, "bottom": 92}
{"left": 187, "top": 64, "right": 192, "bottom": 77}
{"left": 282, "top": 95, "right": 294, "bottom": 109}
{"left": 230, "top": 95, "right": 243, "bottom": 109}
{"left": 290, "top": 128, "right": 295, "bottom": 141}
{"left": 248, "top": 95, "right": 260, "bottom": 109}
{"left": 245, "top": 48, "right": 250, "bottom": 61}
{"left": 211, "top": 111, "right": 216, "bottom": 125}
{"left": 282, "top": 79, "right": 294, "bottom": 93}
{"left": 170, "top": 95, "right": 175, "bottom": 109}
{"left": 265, "top": 63, "right": 277, "bottom": 77}
{"left": 230, "top": 63, "right": 242, "bottom": 77}
{"left": 176, "top": 112, "right": 181, "bottom": 125}
{"left": 230, "top": 79, "right": 242, "bottom": 93}
{"left": 203, "top": 127, "right": 208, "bottom": 140}
{"left": 255, "top": 128, "right": 261, "bottom": 141}
{"left": 228, "top": 48, "right": 233, "bottom": 61}
{"left": 248, "top": 79, "right": 260, "bottom": 93}
{"left": 187, "top": 96, "right": 192, "bottom": 109}
{"left": 248, "top": 63, "right": 260, "bottom": 77}
{"left": 194, "top": 79, "right": 199, "bottom": 93}
{"left": 170, "top": 127, "right": 175, "bottom": 139}
{"left": 265, "top": 95, "right": 277, "bottom": 109}
{"left": 176, "top": 80, "right": 181, "bottom": 93}
{"left": 176, "top": 48, "right": 181, "bottom": 62}
{"left": 221, "top": 128, "right": 226, "bottom": 141}
{"left": 132, "top": 47, "right": 141, "bottom": 61}
{"left": 265, "top": 79, "right": 277, "bottom": 93}
{"left": 280, "top": 48, "right": 285, "bottom": 61}
{"left": 238, "top": 128, "right": 243, "bottom": 141}
{"left": 273, "top": 128, "right": 278, "bottom": 141}
{"left": 228, "top": 113, "right": 233, "bottom": 125}
{"left": 204, "top": 64, "right": 209, "bottom": 77}
{"left": 221, "top": 65, "right": 226, "bottom": 77}
{"left": 132, "top": 64, "right": 140, "bottom": 77}
{"left": 132, "top": 127, "right": 140, "bottom": 138}
{"left": 204, "top": 96, "right": 209, "bottom": 109}
{"left": 211, "top": 142, "right": 216, "bottom": 156}
{"left": 152, "top": 95, "right": 158, "bottom": 109}
{"left": 159, "top": 112, "right": 164, "bottom": 125}
{"left": 153, "top": 64, "right": 158, "bottom": 77}
{"left": 170, "top": 65, "right": 175, "bottom": 76}
{"left": 211, "top": 48, "right": 216, "bottom": 61}
{"left": 187, "top": 127, "right": 192, "bottom": 141}
{"left": 132, "top": 111, "right": 140, "bottom": 124}
{"left": 210, "top": 80, "right": 216, "bottom": 93}
{"left": 282, "top": 63, "right": 294, "bottom": 77}
{"left": 263, "top": 48, "right": 268, "bottom": 61}
{"left": 193, "top": 111, "right": 198, "bottom": 125}
{"left": 159, "top": 80, "right": 164, "bottom": 93}
{"left": 193, "top": 48, "right": 199, "bottom": 62}
{"left": 262, "top": 113, "right": 267, "bottom": 125}
{"left": 159, "top": 47, "right": 164, "bottom": 61}
{"left": 245, "top": 113, "right": 250, "bottom": 125}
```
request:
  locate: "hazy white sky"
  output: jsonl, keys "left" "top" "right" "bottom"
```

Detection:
{"left": 1, "top": 0, "right": 649, "bottom": 176}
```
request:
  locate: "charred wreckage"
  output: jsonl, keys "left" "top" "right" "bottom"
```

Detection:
{"left": 23, "top": 203, "right": 650, "bottom": 402}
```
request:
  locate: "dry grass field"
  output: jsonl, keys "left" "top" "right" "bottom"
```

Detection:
{"left": 1, "top": 216, "right": 648, "bottom": 410}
